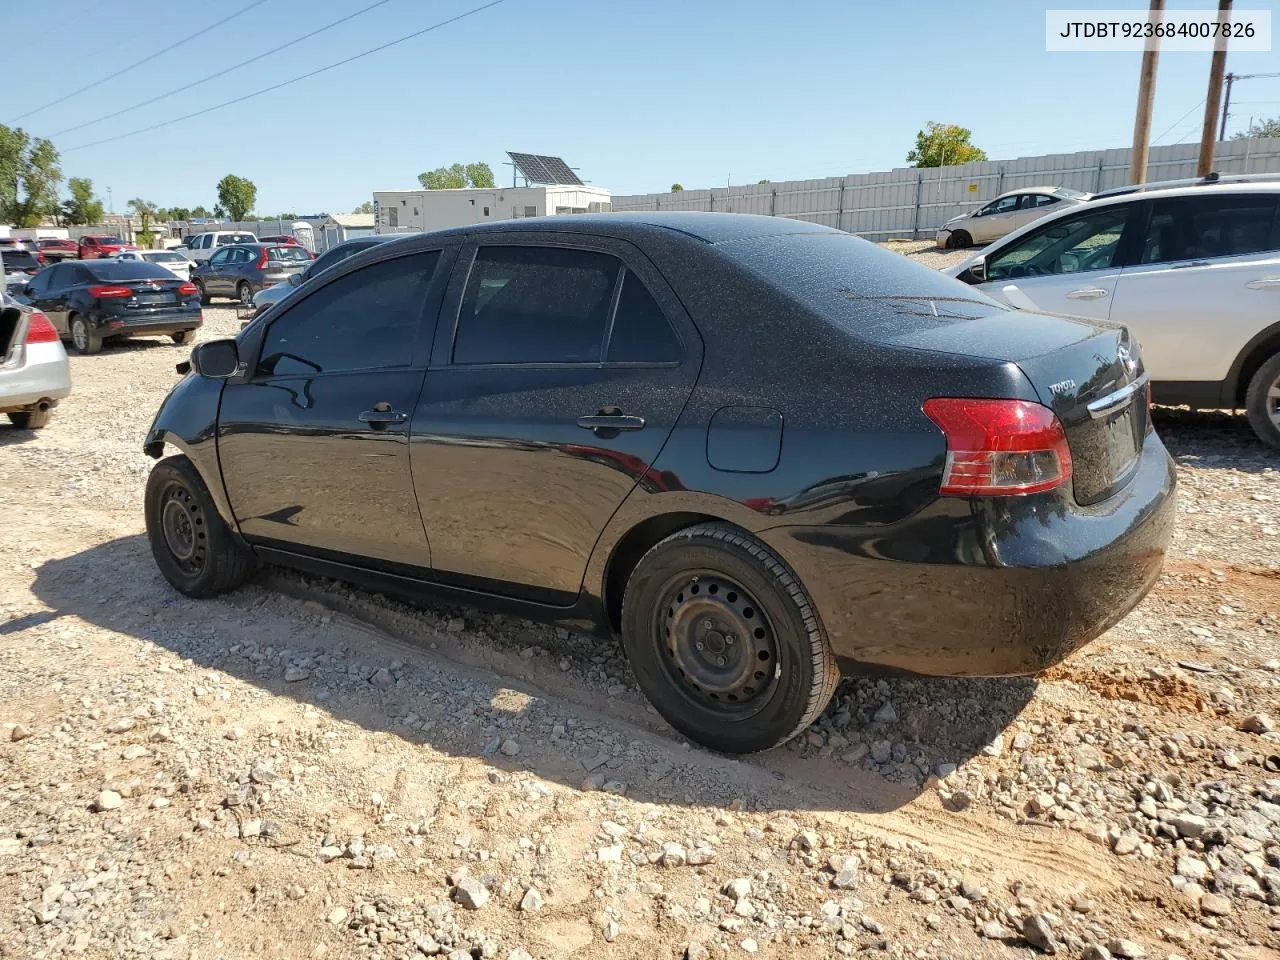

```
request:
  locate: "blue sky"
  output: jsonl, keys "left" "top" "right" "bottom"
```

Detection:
{"left": 7, "top": 0, "right": 1280, "bottom": 215}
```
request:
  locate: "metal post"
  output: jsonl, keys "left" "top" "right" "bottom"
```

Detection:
{"left": 912, "top": 173, "right": 923, "bottom": 240}
{"left": 1198, "top": 0, "right": 1233, "bottom": 176}
{"left": 1130, "top": 0, "right": 1165, "bottom": 184}
{"left": 836, "top": 181, "right": 845, "bottom": 231}
{"left": 1095, "top": 157, "right": 1105, "bottom": 192}
{"left": 770, "top": 188, "right": 776, "bottom": 217}
{"left": 1220, "top": 72, "right": 1236, "bottom": 140}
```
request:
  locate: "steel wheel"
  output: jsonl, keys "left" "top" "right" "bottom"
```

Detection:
{"left": 1246, "top": 353, "right": 1280, "bottom": 451}
{"left": 158, "top": 480, "right": 208, "bottom": 577}
{"left": 656, "top": 572, "right": 779, "bottom": 718}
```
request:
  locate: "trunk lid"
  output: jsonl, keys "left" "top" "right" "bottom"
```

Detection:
{"left": 889, "top": 311, "right": 1149, "bottom": 505}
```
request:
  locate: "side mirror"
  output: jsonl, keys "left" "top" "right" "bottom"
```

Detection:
{"left": 288, "top": 272, "right": 303, "bottom": 288}
{"left": 189, "top": 339, "right": 241, "bottom": 379}
{"left": 958, "top": 258, "right": 986, "bottom": 284}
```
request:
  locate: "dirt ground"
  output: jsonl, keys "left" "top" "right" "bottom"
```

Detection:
{"left": 2, "top": 260, "right": 1279, "bottom": 960}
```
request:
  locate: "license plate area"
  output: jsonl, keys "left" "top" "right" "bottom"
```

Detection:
{"left": 133, "top": 292, "right": 177, "bottom": 306}
{"left": 1068, "top": 397, "right": 1143, "bottom": 505}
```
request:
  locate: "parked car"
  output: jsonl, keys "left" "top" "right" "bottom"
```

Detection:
{"left": 36, "top": 237, "right": 79, "bottom": 262}
{"left": 252, "top": 234, "right": 398, "bottom": 313}
{"left": 946, "top": 181, "right": 1280, "bottom": 449}
{"left": 257, "top": 234, "right": 302, "bottom": 246}
{"left": 178, "top": 231, "right": 258, "bottom": 263}
{"left": 112, "top": 249, "right": 194, "bottom": 281}
{"left": 192, "top": 243, "right": 312, "bottom": 306}
{"left": 936, "top": 187, "right": 1090, "bottom": 249}
{"left": 1, "top": 244, "right": 43, "bottom": 293}
{"left": 18, "top": 259, "right": 201, "bottom": 354}
{"left": 0, "top": 291, "right": 71, "bottom": 429}
{"left": 141, "top": 213, "right": 1174, "bottom": 753}
{"left": 78, "top": 235, "right": 134, "bottom": 259}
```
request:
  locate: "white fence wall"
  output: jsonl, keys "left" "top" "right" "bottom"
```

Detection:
{"left": 612, "top": 138, "right": 1280, "bottom": 240}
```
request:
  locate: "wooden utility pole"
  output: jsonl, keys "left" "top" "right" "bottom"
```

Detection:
{"left": 1198, "top": 0, "right": 1234, "bottom": 176}
{"left": 1131, "top": 0, "right": 1165, "bottom": 184}
{"left": 1219, "top": 72, "right": 1236, "bottom": 140}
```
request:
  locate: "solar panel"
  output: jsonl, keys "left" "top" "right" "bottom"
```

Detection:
{"left": 507, "top": 152, "right": 583, "bottom": 186}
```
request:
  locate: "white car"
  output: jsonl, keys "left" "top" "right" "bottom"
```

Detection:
{"left": 112, "top": 249, "right": 193, "bottom": 281}
{"left": 936, "top": 187, "right": 1090, "bottom": 249}
{"left": 177, "top": 231, "right": 258, "bottom": 263}
{"left": 0, "top": 293, "right": 71, "bottom": 430}
{"left": 946, "top": 180, "right": 1280, "bottom": 449}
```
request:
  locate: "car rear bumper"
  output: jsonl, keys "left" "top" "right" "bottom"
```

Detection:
{"left": 759, "top": 433, "right": 1177, "bottom": 676}
{"left": 93, "top": 309, "right": 203, "bottom": 337}
{"left": 0, "top": 341, "right": 72, "bottom": 411}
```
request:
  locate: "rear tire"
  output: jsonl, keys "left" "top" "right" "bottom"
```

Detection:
{"left": 237, "top": 282, "right": 253, "bottom": 307}
{"left": 620, "top": 522, "right": 839, "bottom": 754}
{"left": 947, "top": 229, "right": 973, "bottom": 250}
{"left": 145, "top": 454, "right": 253, "bottom": 598}
{"left": 195, "top": 280, "right": 210, "bottom": 306}
{"left": 1245, "top": 352, "right": 1280, "bottom": 451}
{"left": 171, "top": 330, "right": 193, "bottom": 345}
{"left": 7, "top": 408, "right": 52, "bottom": 429}
{"left": 69, "top": 315, "right": 101, "bottom": 355}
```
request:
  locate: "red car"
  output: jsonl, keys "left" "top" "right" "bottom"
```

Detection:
{"left": 36, "top": 238, "right": 79, "bottom": 262}
{"left": 78, "top": 235, "right": 133, "bottom": 259}
{"left": 258, "top": 235, "right": 299, "bottom": 245}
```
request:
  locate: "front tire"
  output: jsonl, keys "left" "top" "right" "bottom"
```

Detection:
{"left": 145, "top": 455, "right": 253, "bottom": 598}
{"left": 7, "top": 408, "right": 52, "bottom": 429}
{"left": 171, "top": 330, "right": 193, "bottom": 345}
{"left": 620, "top": 522, "right": 839, "bottom": 754}
{"left": 1245, "top": 353, "right": 1280, "bottom": 451}
{"left": 946, "top": 229, "right": 973, "bottom": 250}
{"left": 69, "top": 315, "right": 101, "bottom": 355}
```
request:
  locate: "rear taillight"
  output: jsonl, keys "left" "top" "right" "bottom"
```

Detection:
{"left": 178, "top": 282, "right": 198, "bottom": 295}
{"left": 35, "top": 251, "right": 46, "bottom": 264}
{"left": 24, "top": 310, "right": 58, "bottom": 344}
{"left": 923, "top": 398, "right": 1072, "bottom": 496}
{"left": 87, "top": 284, "right": 133, "bottom": 299}
{"left": 256, "top": 248, "right": 269, "bottom": 269}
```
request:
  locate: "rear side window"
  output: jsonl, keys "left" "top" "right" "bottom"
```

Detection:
{"left": 258, "top": 251, "right": 440, "bottom": 377}
{"left": 453, "top": 246, "right": 620, "bottom": 364}
{"left": 1140, "top": 194, "right": 1280, "bottom": 264}
{"left": 606, "top": 271, "right": 681, "bottom": 363}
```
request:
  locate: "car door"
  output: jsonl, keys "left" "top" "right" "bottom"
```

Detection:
{"left": 975, "top": 203, "right": 1134, "bottom": 321}
{"left": 410, "top": 237, "right": 702, "bottom": 605}
{"left": 22, "top": 264, "right": 62, "bottom": 333}
{"left": 204, "top": 248, "right": 232, "bottom": 294}
{"left": 1109, "top": 192, "right": 1280, "bottom": 383}
{"left": 217, "top": 248, "right": 448, "bottom": 568}
{"left": 972, "top": 195, "right": 1021, "bottom": 242}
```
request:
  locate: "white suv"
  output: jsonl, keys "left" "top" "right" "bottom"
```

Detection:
{"left": 179, "top": 231, "right": 257, "bottom": 263}
{"left": 947, "top": 181, "right": 1280, "bottom": 449}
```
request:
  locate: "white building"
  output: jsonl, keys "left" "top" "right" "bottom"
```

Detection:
{"left": 371, "top": 185, "right": 612, "bottom": 234}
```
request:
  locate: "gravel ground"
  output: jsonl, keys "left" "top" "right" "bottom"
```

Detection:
{"left": 1, "top": 264, "right": 1279, "bottom": 960}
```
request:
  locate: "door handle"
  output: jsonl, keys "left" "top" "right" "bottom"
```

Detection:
{"left": 1246, "top": 276, "right": 1280, "bottom": 290}
{"left": 358, "top": 402, "right": 408, "bottom": 427}
{"left": 577, "top": 411, "right": 646, "bottom": 438}
{"left": 1065, "top": 288, "right": 1109, "bottom": 300}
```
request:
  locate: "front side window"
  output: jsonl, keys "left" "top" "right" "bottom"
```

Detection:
{"left": 257, "top": 251, "right": 440, "bottom": 377}
{"left": 208, "top": 249, "right": 230, "bottom": 266}
{"left": 982, "top": 196, "right": 1018, "bottom": 217}
{"left": 1140, "top": 194, "right": 1280, "bottom": 264}
{"left": 452, "top": 246, "right": 620, "bottom": 365}
{"left": 986, "top": 206, "right": 1130, "bottom": 280}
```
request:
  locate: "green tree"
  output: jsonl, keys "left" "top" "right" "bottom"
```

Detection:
{"left": 758, "top": 179, "right": 770, "bottom": 185}
{"left": 212, "top": 204, "right": 226, "bottom": 219}
{"left": 63, "top": 176, "right": 105, "bottom": 225}
{"left": 906, "top": 122, "right": 988, "bottom": 168}
{"left": 670, "top": 183, "right": 684, "bottom": 192}
{"left": 1231, "top": 116, "right": 1280, "bottom": 140}
{"left": 351, "top": 201, "right": 374, "bottom": 214}
{"left": 191, "top": 205, "right": 211, "bottom": 219}
{"left": 215, "top": 174, "right": 257, "bottom": 222}
{"left": 0, "top": 125, "right": 62, "bottom": 227}
{"left": 465, "top": 162, "right": 496, "bottom": 188}
{"left": 166, "top": 206, "right": 193, "bottom": 222}
{"left": 128, "top": 198, "right": 159, "bottom": 247}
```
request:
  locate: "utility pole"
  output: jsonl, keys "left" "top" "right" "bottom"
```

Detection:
{"left": 1198, "top": 0, "right": 1233, "bottom": 176}
{"left": 1131, "top": 0, "right": 1165, "bottom": 184}
{"left": 1219, "top": 72, "right": 1236, "bottom": 139}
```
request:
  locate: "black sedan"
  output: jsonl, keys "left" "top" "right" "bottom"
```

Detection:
{"left": 141, "top": 213, "right": 1175, "bottom": 753}
{"left": 20, "top": 259, "right": 201, "bottom": 354}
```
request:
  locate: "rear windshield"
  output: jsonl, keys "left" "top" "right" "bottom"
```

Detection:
{"left": 143, "top": 251, "right": 185, "bottom": 262}
{"left": 719, "top": 232, "right": 1008, "bottom": 337}
{"left": 267, "top": 246, "right": 311, "bottom": 262}
{"left": 84, "top": 260, "right": 177, "bottom": 282}
{"left": 1054, "top": 187, "right": 1090, "bottom": 200}
{"left": 88, "top": 236, "right": 122, "bottom": 243}
{"left": 217, "top": 233, "right": 256, "bottom": 246}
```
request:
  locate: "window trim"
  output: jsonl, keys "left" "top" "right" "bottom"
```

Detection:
{"left": 243, "top": 247, "right": 450, "bottom": 381}
{"left": 986, "top": 202, "right": 1140, "bottom": 279}
{"left": 439, "top": 240, "right": 686, "bottom": 371}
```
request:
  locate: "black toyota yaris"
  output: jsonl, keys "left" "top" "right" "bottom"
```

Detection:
{"left": 143, "top": 213, "right": 1175, "bottom": 753}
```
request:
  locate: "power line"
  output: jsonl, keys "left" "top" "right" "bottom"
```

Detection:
{"left": 50, "top": 0, "right": 398, "bottom": 139}
{"left": 65, "top": 0, "right": 506, "bottom": 153}
{"left": 1152, "top": 99, "right": 1205, "bottom": 145}
{"left": 7, "top": 0, "right": 269, "bottom": 124}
